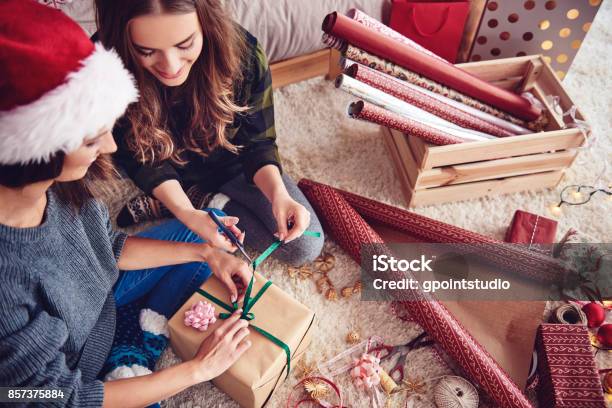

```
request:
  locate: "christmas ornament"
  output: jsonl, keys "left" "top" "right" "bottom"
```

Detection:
{"left": 183, "top": 301, "right": 216, "bottom": 331}
{"left": 582, "top": 302, "right": 606, "bottom": 328}
{"left": 433, "top": 376, "right": 478, "bottom": 408}
{"left": 314, "top": 253, "right": 336, "bottom": 272}
{"left": 604, "top": 371, "right": 612, "bottom": 394}
{"left": 346, "top": 330, "right": 361, "bottom": 344}
{"left": 597, "top": 324, "right": 612, "bottom": 348}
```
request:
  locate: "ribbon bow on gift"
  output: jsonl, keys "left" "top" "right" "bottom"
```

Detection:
{"left": 195, "top": 230, "right": 321, "bottom": 378}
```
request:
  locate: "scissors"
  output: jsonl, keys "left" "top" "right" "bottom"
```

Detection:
{"left": 369, "top": 332, "right": 434, "bottom": 382}
{"left": 207, "top": 210, "right": 253, "bottom": 264}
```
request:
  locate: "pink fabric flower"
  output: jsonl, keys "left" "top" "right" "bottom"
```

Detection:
{"left": 351, "top": 353, "right": 382, "bottom": 389}
{"left": 184, "top": 301, "right": 216, "bottom": 332}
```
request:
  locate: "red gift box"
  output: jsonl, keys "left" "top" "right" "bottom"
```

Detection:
{"left": 505, "top": 210, "right": 558, "bottom": 254}
{"left": 389, "top": 0, "right": 470, "bottom": 63}
{"left": 536, "top": 324, "right": 606, "bottom": 408}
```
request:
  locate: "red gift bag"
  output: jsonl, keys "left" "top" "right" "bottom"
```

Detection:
{"left": 389, "top": 0, "right": 470, "bottom": 63}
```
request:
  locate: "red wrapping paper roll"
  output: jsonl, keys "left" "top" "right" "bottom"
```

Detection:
{"left": 348, "top": 100, "right": 464, "bottom": 145}
{"left": 322, "top": 12, "right": 541, "bottom": 122}
{"left": 334, "top": 183, "right": 568, "bottom": 284}
{"left": 298, "top": 178, "right": 535, "bottom": 408}
{"left": 346, "top": 63, "right": 514, "bottom": 137}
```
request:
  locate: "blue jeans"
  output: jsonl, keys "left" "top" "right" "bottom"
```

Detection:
{"left": 113, "top": 217, "right": 215, "bottom": 318}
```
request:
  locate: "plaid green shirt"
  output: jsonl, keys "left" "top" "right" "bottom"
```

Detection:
{"left": 112, "top": 28, "right": 281, "bottom": 195}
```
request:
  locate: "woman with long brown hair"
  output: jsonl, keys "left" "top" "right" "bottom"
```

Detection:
{"left": 95, "top": 0, "right": 324, "bottom": 266}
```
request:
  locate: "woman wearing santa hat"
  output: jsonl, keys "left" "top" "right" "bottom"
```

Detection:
{"left": 0, "top": 1, "right": 253, "bottom": 406}
{"left": 93, "top": 0, "right": 324, "bottom": 267}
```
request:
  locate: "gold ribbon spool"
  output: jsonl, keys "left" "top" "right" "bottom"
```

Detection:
{"left": 379, "top": 369, "right": 398, "bottom": 394}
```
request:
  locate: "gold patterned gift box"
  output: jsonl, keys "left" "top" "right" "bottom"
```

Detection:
{"left": 168, "top": 272, "right": 315, "bottom": 408}
{"left": 469, "top": 0, "right": 602, "bottom": 80}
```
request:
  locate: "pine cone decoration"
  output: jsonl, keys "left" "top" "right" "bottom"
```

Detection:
{"left": 326, "top": 288, "right": 338, "bottom": 301}
{"left": 316, "top": 277, "right": 328, "bottom": 293}
{"left": 314, "top": 253, "right": 335, "bottom": 273}
{"left": 353, "top": 280, "right": 363, "bottom": 294}
{"left": 341, "top": 286, "right": 354, "bottom": 298}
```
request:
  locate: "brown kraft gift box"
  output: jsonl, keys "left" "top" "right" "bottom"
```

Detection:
{"left": 168, "top": 272, "right": 315, "bottom": 408}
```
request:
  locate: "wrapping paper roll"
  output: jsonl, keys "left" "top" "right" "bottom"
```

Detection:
{"left": 334, "top": 184, "right": 568, "bottom": 284}
{"left": 344, "top": 45, "right": 544, "bottom": 132}
{"left": 297, "top": 179, "right": 536, "bottom": 408}
{"left": 345, "top": 63, "right": 514, "bottom": 138}
{"left": 322, "top": 12, "right": 541, "bottom": 121}
{"left": 348, "top": 100, "right": 464, "bottom": 145}
{"left": 337, "top": 74, "right": 493, "bottom": 142}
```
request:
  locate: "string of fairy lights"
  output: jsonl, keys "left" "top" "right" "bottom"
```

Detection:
{"left": 548, "top": 156, "right": 611, "bottom": 216}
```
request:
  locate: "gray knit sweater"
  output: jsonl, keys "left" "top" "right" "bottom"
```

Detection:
{"left": 0, "top": 190, "right": 127, "bottom": 407}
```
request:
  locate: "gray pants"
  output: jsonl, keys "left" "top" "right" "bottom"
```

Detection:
{"left": 218, "top": 174, "right": 324, "bottom": 267}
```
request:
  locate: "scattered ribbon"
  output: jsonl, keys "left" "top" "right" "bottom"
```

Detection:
{"left": 195, "top": 230, "right": 321, "bottom": 379}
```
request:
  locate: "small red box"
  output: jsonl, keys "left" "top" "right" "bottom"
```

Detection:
{"left": 536, "top": 324, "right": 606, "bottom": 408}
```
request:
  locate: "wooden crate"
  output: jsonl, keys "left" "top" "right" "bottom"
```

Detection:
{"left": 383, "top": 55, "right": 587, "bottom": 207}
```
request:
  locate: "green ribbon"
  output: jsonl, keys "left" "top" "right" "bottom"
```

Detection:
{"left": 195, "top": 230, "right": 321, "bottom": 379}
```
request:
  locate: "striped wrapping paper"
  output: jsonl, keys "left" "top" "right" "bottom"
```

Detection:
{"left": 297, "top": 179, "right": 538, "bottom": 408}
{"left": 348, "top": 100, "right": 464, "bottom": 145}
{"left": 344, "top": 44, "right": 547, "bottom": 132}
{"left": 536, "top": 324, "right": 606, "bottom": 408}
{"left": 337, "top": 74, "right": 494, "bottom": 142}
{"left": 345, "top": 63, "right": 515, "bottom": 137}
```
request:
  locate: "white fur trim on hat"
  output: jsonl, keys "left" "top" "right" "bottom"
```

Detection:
{"left": 139, "top": 308, "right": 169, "bottom": 337}
{"left": 104, "top": 364, "right": 152, "bottom": 381}
{"left": 0, "top": 43, "right": 138, "bottom": 165}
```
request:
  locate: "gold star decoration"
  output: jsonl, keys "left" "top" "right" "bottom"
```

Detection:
{"left": 394, "top": 377, "right": 426, "bottom": 395}
{"left": 295, "top": 359, "right": 317, "bottom": 379}
{"left": 304, "top": 379, "right": 329, "bottom": 401}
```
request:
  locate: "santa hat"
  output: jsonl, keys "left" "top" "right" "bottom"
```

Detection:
{"left": 0, "top": 0, "right": 138, "bottom": 165}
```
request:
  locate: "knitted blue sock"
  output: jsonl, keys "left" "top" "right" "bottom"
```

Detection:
{"left": 102, "top": 299, "right": 169, "bottom": 381}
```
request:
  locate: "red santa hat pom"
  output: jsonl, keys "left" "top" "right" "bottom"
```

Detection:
{"left": 0, "top": 0, "right": 138, "bottom": 165}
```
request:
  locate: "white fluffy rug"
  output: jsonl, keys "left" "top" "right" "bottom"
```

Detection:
{"left": 123, "top": 4, "right": 610, "bottom": 407}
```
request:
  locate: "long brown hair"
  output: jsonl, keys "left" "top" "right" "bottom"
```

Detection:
{"left": 95, "top": 0, "right": 247, "bottom": 164}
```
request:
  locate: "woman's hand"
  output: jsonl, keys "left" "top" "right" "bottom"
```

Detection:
{"left": 180, "top": 208, "right": 243, "bottom": 253}
{"left": 204, "top": 246, "right": 253, "bottom": 303}
{"left": 271, "top": 192, "right": 311, "bottom": 243}
{"left": 190, "top": 310, "right": 252, "bottom": 382}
